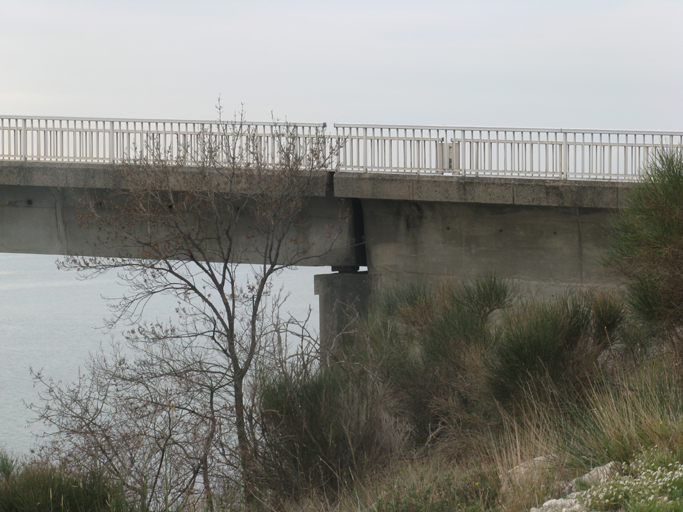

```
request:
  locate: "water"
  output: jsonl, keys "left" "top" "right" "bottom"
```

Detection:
{"left": 0, "top": 253, "right": 321, "bottom": 455}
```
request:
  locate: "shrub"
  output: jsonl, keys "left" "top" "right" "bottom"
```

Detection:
{"left": 365, "top": 276, "right": 516, "bottom": 441}
{"left": 486, "top": 293, "right": 604, "bottom": 409}
{"left": 258, "top": 366, "right": 408, "bottom": 505}
{"left": 256, "top": 276, "right": 515, "bottom": 504}
{"left": 0, "top": 457, "right": 129, "bottom": 512}
{"left": 605, "top": 149, "right": 683, "bottom": 332}
{"left": 0, "top": 449, "right": 17, "bottom": 485}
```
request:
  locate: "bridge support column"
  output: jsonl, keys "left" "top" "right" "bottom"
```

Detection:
{"left": 314, "top": 271, "right": 371, "bottom": 357}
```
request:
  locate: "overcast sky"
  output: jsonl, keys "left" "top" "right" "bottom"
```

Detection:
{"left": 1, "top": 0, "right": 681, "bottom": 130}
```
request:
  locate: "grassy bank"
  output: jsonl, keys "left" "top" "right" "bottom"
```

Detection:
{"left": 256, "top": 276, "right": 683, "bottom": 512}
{"left": 5, "top": 279, "right": 683, "bottom": 511}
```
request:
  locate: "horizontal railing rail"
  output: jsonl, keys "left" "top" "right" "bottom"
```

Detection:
{"left": 2, "top": 116, "right": 681, "bottom": 181}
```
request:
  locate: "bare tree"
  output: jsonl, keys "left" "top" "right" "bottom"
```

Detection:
{"left": 30, "top": 109, "right": 343, "bottom": 509}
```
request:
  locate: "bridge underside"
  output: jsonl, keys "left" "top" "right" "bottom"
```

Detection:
{"left": 0, "top": 184, "right": 358, "bottom": 266}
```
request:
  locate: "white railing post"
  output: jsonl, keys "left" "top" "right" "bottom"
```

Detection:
{"left": 561, "top": 130, "right": 567, "bottom": 180}
{"left": 21, "top": 118, "right": 27, "bottom": 161}
{"left": 461, "top": 130, "right": 466, "bottom": 176}
{"left": 109, "top": 122, "right": 115, "bottom": 163}
{"left": 363, "top": 127, "right": 368, "bottom": 172}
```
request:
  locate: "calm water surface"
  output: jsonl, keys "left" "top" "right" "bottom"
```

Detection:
{"left": 0, "top": 253, "right": 320, "bottom": 455}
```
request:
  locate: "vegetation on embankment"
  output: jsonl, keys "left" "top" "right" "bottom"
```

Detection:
{"left": 260, "top": 277, "right": 683, "bottom": 512}
{"left": 4, "top": 150, "right": 683, "bottom": 511}
{"left": 0, "top": 450, "right": 129, "bottom": 512}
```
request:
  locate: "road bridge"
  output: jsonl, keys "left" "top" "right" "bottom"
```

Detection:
{"left": 2, "top": 116, "right": 681, "bottom": 343}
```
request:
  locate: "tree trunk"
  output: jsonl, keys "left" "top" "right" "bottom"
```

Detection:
{"left": 233, "top": 376, "right": 256, "bottom": 507}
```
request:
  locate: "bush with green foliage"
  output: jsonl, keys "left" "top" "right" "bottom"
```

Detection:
{"left": 258, "top": 359, "right": 407, "bottom": 505}
{"left": 257, "top": 276, "right": 637, "bottom": 507}
{"left": 0, "top": 450, "right": 129, "bottom": 512}
{"left": 605, "top": 149, "right": 683, "bottom": 331}
{"left": 255, "top": 277, "right": 513, "bottom": 504}
{"left": 361, "top": 276, "right": 517, "bottom": 441}
{"left": 486, "top": 291, "right": 626, "bottom": 409}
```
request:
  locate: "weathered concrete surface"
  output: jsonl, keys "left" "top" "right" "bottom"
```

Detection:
{"left": 312, "top": 175, "right": 631, "bottom": 328}
{"left": 0, "top": 184, "right": 356, "bottom": 266}
{"left": 360, "top": 199, "right": 617, "bottom": 297}
{"left": 0, "top": 162, "right": 633, "bottom": 316}
{"left": 314, "top": 272, "right": 371, "bottom": 354}
{"left": 333, "top": 171, "right": 631, "bottom": 208}
{"left": 325, "top": 172, "right": 630, "bottom": 297}
{"left": 0, "top": 161, "right": 332, "bottom": 196}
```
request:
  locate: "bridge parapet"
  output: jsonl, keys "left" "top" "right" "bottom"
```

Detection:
{"left": 335, "top": 124, "right": 683, "bottom": 180}
{"left": 0, "top": 116, "right": 327, "bottom": 167}
{"left": 2, "top": 116, "right": 681, "bottom": 182}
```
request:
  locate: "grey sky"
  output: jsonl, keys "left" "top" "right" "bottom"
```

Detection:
{"left": 1, "top": 0, "right": 681, "bottom": 130}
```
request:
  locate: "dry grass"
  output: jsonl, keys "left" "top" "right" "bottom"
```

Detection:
{"left": 280, "top": 454, "right": 500, "bottom": 512}
{"left": 491, "top": 408, "right": 568, "bottom": 512}
{"left": 564, "top": 358, "right": 683, "bottom": 468}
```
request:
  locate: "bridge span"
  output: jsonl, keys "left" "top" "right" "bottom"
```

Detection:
{"left": 2, "top": 116, "right": 682, "bottom": 343}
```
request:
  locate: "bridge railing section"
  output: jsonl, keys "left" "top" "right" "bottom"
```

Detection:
{"left": 2, "top": 116, "right": 682, "bottom": 181}
{"left": 334, "top": 125, "right": 683, "bottom": 180}
{"left": 0, "top": 116, "right": 326, "bottom": 166}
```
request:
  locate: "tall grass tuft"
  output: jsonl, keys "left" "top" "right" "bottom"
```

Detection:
{"left": 562, "top": 360, "right": 683, "bottom": 469}
{"left": 492, "top": 405, "right": 568, "bottom": 512}
{"left": 487, "top": 294, "right": 591, "bottom": 409}
{"left": 0, "top": 449, "right": 17, "bottom": 485}
{"left": 258, "top": 362, "right": 409, "bottom": 506}
{"left": 486, "top": 290, "right": 632, "bottom": 412}
{"left": 371, "top": 460, "right": 500, "bottom": 512}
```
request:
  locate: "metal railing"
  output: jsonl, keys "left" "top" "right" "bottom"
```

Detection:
{"left": 335, "top": 125, "right": 683, "bottom": 180}
{"left": 0, "top": 116, "right": 326, "bottom": 166}
{"left": 2, "top": 116, "right": 682, "bottom": 181}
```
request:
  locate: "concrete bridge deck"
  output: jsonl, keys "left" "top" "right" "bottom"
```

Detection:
{"left": 1, "top": 116, "right": 681, "bottom": 343}
{"left": 0, "top": 159, "right": 630, "bottom": 291}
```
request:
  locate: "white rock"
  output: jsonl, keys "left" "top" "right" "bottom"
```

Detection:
{"left": 537, "top": 498, "right": 585, "bottom": 512}
{"left": 565, "top": 461, "right": 618, "bottom": 493}
{"left": 581, "top": 461, "right": 618, "bottom": 486}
